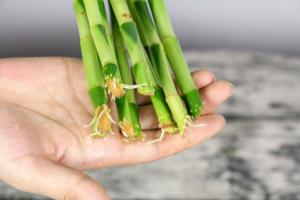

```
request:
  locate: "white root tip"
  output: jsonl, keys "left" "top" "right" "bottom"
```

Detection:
{"left": 121, "top": 84, "right": 147, "bottom": 90}
{"left": 122, "top": 131, "right": 129, "bottom": 138}
{"left": 147, "top": 129, "right": 166, "bottom": 145}
{"left": 186, "top": 119, "right": 207, "bottom": 129}
{"left": 104, "top": 108, "right": 116, "bottom": 124}
{"left": 95, "top": 108, "right": 106, "bottom": 134}
{"left": 119, "top": 124, "right": 129, "bottom": 138}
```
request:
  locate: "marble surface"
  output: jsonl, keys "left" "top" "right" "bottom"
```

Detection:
{"left": 1, "top": 51, "right": 299, "bottom": 199}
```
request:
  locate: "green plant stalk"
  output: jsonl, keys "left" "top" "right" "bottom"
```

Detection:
{"left": 109, "top": 0, "right": 155, "bottom": 96}
{"left": 116, "top": 0, "right": 176, "bottom": 132}
{"left": 148, "top": 0, "right": 203, "bottom": 118}
{"left": 151, "top": 87, "right": 177, "bottom": 133}
{"left": 111, "top": 3, "right": 175, "bottom": 134}
{"left": 112, "top": 9, "right": 143, "bottom": 139}
{"left": 74, "top": 0, "right": 111, "bottom": 136}
{"left": 144, "top": 49, "right": 177, "bottom": 134}
{"left": 128, "top": 0, "right": 188, "bottom": 134}
{"left": 83, "top": 0, "right": 124, "bottom": 98}
{"left": 96, "top": 0, "right": 142, "bottom": 139}
{"left": 97, "top": 0, "right": 115, "bottom": 58}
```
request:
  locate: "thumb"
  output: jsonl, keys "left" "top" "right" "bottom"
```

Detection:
{"left": 2, "top": 156, "right": 110, "bottom": 200}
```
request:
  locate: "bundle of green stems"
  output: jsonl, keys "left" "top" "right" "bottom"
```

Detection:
{"left": 74, "top": 0, "right": 203, "bottom": 142}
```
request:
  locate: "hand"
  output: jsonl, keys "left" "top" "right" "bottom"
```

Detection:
{"left": 0, "top": 57, "right": 233, "bottom": 200}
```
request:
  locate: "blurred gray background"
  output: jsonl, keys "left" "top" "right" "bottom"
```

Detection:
{"left": 0, "top": 0, "right": 300, "bottom": 57}
{"left": 1, "top": 0, "right": 300, "bottom": 200}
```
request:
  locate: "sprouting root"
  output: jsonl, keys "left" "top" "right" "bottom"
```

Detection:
{"left": 185, "top": 116, "right": 207, "bottom": 129}
{"left": 119, "top": 120, "right": 145, "bottom": 142}
{"left": 106, "top": 77, "right": 147, "bottom": 99}
{"left": 146, "top": 128, "right": 166, "bottom": 145}
{"left": 146, "top": 123, "right": 176, "bottom": 144}
{"left": 119, "top": 120, "right": 135, "bottom": 139}
{"left": 121, "top": 83, "right": 147, "bottom": 90}
{"left": 106, "top": 78, "right": 124, "bottom": 98}
{"left": 85, "top": 105, "right": 116, "bottom": 138}
{"left": 147, "top": 117, "right": 207, "bottom": 144}
{"left": 162, "top": 123, "right": 178, "bottom": 135}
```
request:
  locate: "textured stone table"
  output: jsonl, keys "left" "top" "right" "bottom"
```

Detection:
{"left": 1, "top": 51, "right": 300, "bottom": 199}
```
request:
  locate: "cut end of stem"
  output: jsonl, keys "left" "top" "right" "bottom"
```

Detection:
{"left": 182, "top": 89, "right": 203, "bottom": 119}
{"left": 165, "top": 94, "right": 189, "bottom": 135}
{"left": 120, "top": 120, "right": 144, "bottom": 141}
{"left": 106, "top": 78, "right": 125, "bottom": 98}
{"left": 161, "top": 123, "right": 177, "bottom": 135}
{"left": 90, "top": 105, "right": 114, "bottom": 138}
{"left": 120, "top": 120, "right": 135, "bottom": 138}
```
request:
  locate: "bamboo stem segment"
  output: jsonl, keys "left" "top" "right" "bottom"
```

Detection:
{"left": 112, "top": 9, "right": 143, "bottom": 139}
{"left": 109, "top": 0, "right": 155, "bottom": 96}
{"left": 83, "top": 0, "right": 124, "bottom": 98}
{"left": 74, "top": 0, "right": 112, "bottom": 137}
{"left": 128, "top": 0, "right": 188, "bottom": 134}
{"left": 148, "top": 0, "right": 203, "bottom": 118}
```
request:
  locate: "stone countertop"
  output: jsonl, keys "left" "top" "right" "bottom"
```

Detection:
{"left": 1, "top": 51, "right": 299, "bottom": 200}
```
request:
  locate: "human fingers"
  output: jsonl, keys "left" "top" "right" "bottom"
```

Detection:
{"left": 2, "top": 156, "right": 110, "bottom": 200}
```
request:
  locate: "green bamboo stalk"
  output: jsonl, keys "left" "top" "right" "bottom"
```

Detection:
{"left": 110, "top": 1, "right": 176, "bottom": 133}
{"left": 112, "top": 8, "right": 143, "bottom": 139}
{"left": 127, "top": 0, "right": 188, "bottom": 134}
{"left": 148, "top": 0, "right": 203, "bottom": 119}
{"left": 144, "top": 50, "right": 177, "bottom": 134}
{"left": 97, "top": 0, "right": 115, "bottom": 56}
{"left": 109, "top": 0, "right": 155, "bottom": 96}
{"left": 83, "top": 0, "right": 125, "bottom": 98}
{"left": 74, "top": 0, "right": 112, "bottom": 137}
{"left": 150, "top": 87, "right": 177, "bottom": 133}
{"left": 96, "top": 1, "right": 143, "bottom": 139}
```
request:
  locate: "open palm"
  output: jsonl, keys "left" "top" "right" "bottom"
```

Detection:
{"left": 0, "top": 57, "right": 233, "bottom": 200}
